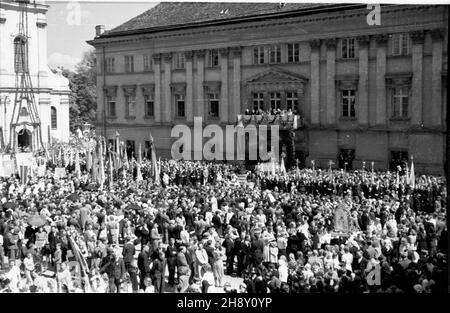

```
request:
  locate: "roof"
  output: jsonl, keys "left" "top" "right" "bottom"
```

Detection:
{"left": 99, "top": 2, "right": 341, "bottom": 38}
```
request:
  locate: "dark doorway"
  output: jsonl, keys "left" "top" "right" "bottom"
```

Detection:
{"left": 126, "top": 140, "right": 135, "bottom": 160}
{"left": 294, "top": 151, "right": 306, "bottom": 169}
{"left": 390, "top": 150, "right": 408, "bottom": 172}
{"left": 17, "top": 129, "right": 32, "bottom": 151}
{"left": 338, "top": 149, "right": 355, "bottom": 170}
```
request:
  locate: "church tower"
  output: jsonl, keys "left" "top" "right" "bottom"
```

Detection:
{"left": 0, "top": 0, "right": 70, "bottom": 153}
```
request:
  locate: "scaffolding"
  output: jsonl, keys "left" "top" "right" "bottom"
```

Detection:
{"left": 7, "top": 0, "right": 44, "bottom": 152}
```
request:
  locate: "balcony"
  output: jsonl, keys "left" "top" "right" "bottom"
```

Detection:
{"left": 237, "top": 114, "right": 304, "bottom": 130}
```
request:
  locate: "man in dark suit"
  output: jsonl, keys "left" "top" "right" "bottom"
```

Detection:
{"left": 166, "top": 237, "right": 178, "bottom": 287}
{"left": 204, "top": 240, "right": 215, "bottom": 268}
{"left": 176, "top": 246, "right": 191, "bottom": 292}
{"left": 100, "top": 252, "right": 126, "bottom": 293}
{"left": 122, "top": 236, "right": 136, "bottom": 277}
{"left": 352, "top": 250, "right": 368, "bottom": 277}
{"left": 222, "top": 234, "right": 235, "bottom": 275}
{"left": 151, "top": 251, "right": 167, "bottom": 293}
{"left": 235, "top": 232, "right": 250, "bottom": 276}
{"left": 251, "top": 233, "right": 265, "bottom": 268}
{"left": 137, "top": 245, "right": 151, "bottom": 290}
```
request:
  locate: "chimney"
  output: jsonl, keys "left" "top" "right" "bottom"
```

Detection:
{"left": 95, "top": 25, "right": 105, "bottom": 37}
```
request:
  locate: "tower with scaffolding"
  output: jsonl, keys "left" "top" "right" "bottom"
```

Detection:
{"left": 0, "top": 0, "right": 70, "bottom": 153}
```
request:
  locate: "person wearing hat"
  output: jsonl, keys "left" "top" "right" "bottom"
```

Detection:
{"left": 6, "top": 227, "right": 19, "bottom": 261}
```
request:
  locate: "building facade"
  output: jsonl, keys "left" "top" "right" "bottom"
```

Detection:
{"left": 0, "top": 0, "right": 70, "bottom": 151}
{"left": 89, "top": 3, "right": 448, "bottom": 174}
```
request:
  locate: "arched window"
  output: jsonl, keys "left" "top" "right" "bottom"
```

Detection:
{"left": 51, "top": 106, "right": 57, "bottom": 129}
{"left": 14, "top": 36, "right": 28, "bottom": 73}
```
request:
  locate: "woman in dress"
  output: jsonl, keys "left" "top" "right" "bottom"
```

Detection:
{"left": 201, "top": 264, "right": 215, "bottom": 293}
{"left": 212, "top": 241, "right": 225, "bottom": 288}
{"left": 34, "top": 227, "right": 48, "bottom": 253}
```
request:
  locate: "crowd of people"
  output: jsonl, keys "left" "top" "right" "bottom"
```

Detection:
{"left": 0, "top": 155, "right": 447, "bottom": 293}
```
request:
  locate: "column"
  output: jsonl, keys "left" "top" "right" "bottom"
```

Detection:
{"left": 325, "top": 38, "right": 336, "bottom": 125}
{"left": 309, "top": 40, "right": 321, "bottom": 125}
{"left": 163, "top": 53, "right": 172, "bottom": 123}
{"left": 410, "top": 30, "right": 425, "bottom": 126}
{"left": 430, "top": 28, "right": 444, "bottom": 127}
{"left": 219, "top": 48, "right": 229, "bottom": 123}
{"left": 375, "top": 34, "right": 388, "bottom": 126}
{"left": 36, "top": 13, "right": 48, "bottom": 88}
{"left": 357, "top": 35, "right": 370, "bottom": 126}
{"left": 0, "top": 8, "right": 6, "bottom": 74}
{"left": 152, "top": 54, "right": 162, "bottom": 122}
{"left": 231, "top": 47, "right": 242, "bottom": 122}
{"left": 185, "top": 51, "right": 194, "bottom": 122}
{"left": 195, "top": 50, "right": 205, "bottom": 118}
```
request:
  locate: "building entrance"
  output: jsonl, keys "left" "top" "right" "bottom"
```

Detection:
{"left": 17, "top": 129, "right": 32, "bottom": 151}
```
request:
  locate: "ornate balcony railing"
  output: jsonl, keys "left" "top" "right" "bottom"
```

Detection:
{"left": 237, "top": 114, "right": 304, "bottom": 130}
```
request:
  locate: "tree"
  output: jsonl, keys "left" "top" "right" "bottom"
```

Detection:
{"left": 62, "top": 49, "right": 97, "bottom": 132}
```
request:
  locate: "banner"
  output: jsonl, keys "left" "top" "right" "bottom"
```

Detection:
{"left": 1, "top": 160, "right": 16, "bottom": 177}
{"left": 15, "top": 152, "right": 34, "bottom": 167}
{"left": 334, "top": 204, "right": 350, "bottom": 233}
{"left": 54, "top": 167, "right": 67, "bottom": 179}
{"left": 19, "top": 165, "right": 29, "bottom": 185}
{"left": 37, "top": 165, "right": 46, "bottom": 177}
{"left": 237, "top": 174, "right": 248, "bottom": 184}
{"left": 68, "top": 236, "right": 91, "bottom": 292}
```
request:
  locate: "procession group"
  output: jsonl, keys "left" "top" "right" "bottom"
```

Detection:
{"left": 0, "top": 142, "right": 447, "bottom": 293}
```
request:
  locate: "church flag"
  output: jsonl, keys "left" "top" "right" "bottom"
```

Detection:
{"left": 136, "top": 143, "right": 143, "bottom": 182}
{"left": 108, "top": 152, "right": 113, "bottom": 189}
{"left": 409, "top": 156, "right": 415, "bottom": 189}
{"left": 86, "top": 148, "right": 92, "bottom": 173}
{"left": 75, "top": 151, "right": 81, "bottom": 179}
{"left": 149, "top": 133, "right": 160, "bottom": 185}
{"left": 98, "top": 140, "right": 105, "bottom": 190}
{"left": 19, "top": 165, "right": 29, "bottom": 185}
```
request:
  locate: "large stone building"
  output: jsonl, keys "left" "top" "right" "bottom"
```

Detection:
{"left": 0, "top": 0, "right": 70, "bottom": 151}
{"left": 88, "top": 2, "right": 448, "bottom": 174}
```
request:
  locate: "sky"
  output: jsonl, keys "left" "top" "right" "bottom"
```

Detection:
{"left": 46, "top": 1, "right": 158, "bottom": 70}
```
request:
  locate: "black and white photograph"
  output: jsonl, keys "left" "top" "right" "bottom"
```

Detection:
{"left": 0, "top": 0, "right": 448, "bottom": 301}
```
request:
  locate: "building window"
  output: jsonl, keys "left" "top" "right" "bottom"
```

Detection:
{"left": 390, "top": 150, "right": 408, "bottom": 171}
{"left": 173, "top": 52, "right": 185, "bottom": 69}
{"left": 392, "top": 86, "right": 409, "bottom": 118}
{"left": 125, "top": 55, "right": 134, "bottom": 73}
{"left": 287, "top": 43, "right": 300, "bottom": 63}
{"left": 338, "top": 149, "right": 355, "bottom": 170}
{"left": 252, "top": 93, "right": 264, "bottom": 112}
{"left": 143, "top": 55, "right": 152, "bottom": 71}
{"left": 175, "top": 94, "right": 185, "bottom": 117}
{"left": 341, "top": 89, "right": 356, "bottom": 117}
{"left": 286, "top": 92, "right": 299, "bottom": 113}
{"left": 50, "top": 106, "right": 57, "bottom": 129}
{"left": 107, "top": 139, "right": 116, "bottom": 152}
{"left": 144, "top": 141, "right": 151, "bottom": 159}
{"left": 144, "top": 95, "right": 154, "bottom": 117}
{"left": 14, "top": 36, "right": 28, "bottom": 73}
{"left": 107, "top": 96, "right": 116, "bottom": 117}
{"left": 19, "top": 107, "right": 28, "bottom": 116}
{"left": 253, "top": 46, "right": 265, "bottom": 65}
{"left": 269, "top": 92, "right": 281, "bottom": 111}
{"left": 208, "top": 93, "right": 219, "bottom": 118}
{"left": 268, "top": 45, "right": 281, "bottom": 64}
{"left": 341, "top": 38, "right": 356, "bottom": 59}
{"left": 126, "top": 95, "right": 136, "bottom": 118}
{"left": 207, "top": 49, "right": 219, "bottom": 67}
{"left": 106, "top": 57, "right": 115, "bottom": 73}
{"left": 126, "top": 140, "right": 135, "bottom": 159}
{"left": 392, "top": 33, "right": 410, "bottom": 56}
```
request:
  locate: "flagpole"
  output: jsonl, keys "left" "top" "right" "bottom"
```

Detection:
{"left": 410, "top": 155, "right": 415, "bottom": 189}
